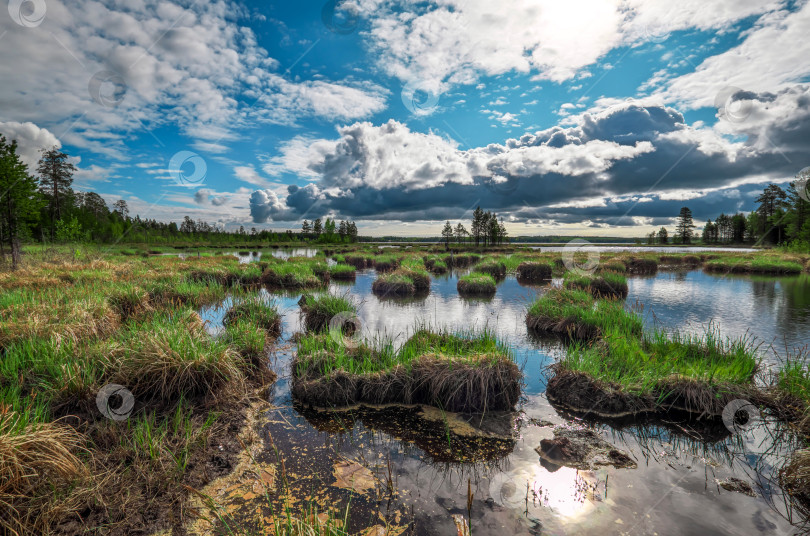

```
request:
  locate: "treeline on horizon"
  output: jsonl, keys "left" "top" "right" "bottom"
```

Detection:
{"left": 2, "top": 134, "right": 809, "bottom": 270}
{"left": 644, "top": 182, "right": 809, "bottom": 250}
{"left": 0, "top": 137, "right": 361, "bottom": 269}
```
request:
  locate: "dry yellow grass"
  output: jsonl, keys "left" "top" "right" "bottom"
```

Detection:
{"left": 0, "top": 414, "right": 89, "bottom": 535}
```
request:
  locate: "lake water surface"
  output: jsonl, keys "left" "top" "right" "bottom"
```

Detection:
{"left": 196, "top": 251, "right": 810, "bottom": 535}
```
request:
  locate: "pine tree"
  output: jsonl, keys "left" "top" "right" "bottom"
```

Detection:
{"left": 755, "top": 184, "right": 788, "bottom": 243}
{"left": 37, "top": 146, "right": 76, "bottom": 239}
{"left": 657, "top": 227, "right": 668, "bottom": 244}
{"left": 113, "top": 200, "right": 129, "bottom": 220}
{"left": 454, "top": 222, "right": 467, "bottom": 243}
{"left": 301, "top": 219, "right": 311, "bottom": 235}
{"left": 0, "top": 136, "right": 43, "bottom": 269}
{"left": 675, "top": 207, "right": 695, "bottom": 244}
{"left": 471, "top": 207, "right": 484, "bottom": 246}
{"left": 313, "top": 218, "right": 323, "bottom": 236}
{"left": 785, "top": 176, "right": 810, "bottom": 245}
{"left": 441, "top": 221, "right": 454, "bottom": 245}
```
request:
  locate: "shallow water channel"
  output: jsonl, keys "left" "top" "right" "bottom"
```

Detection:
{"left": 196, "top": 255, "right": 810, "bottom": 535}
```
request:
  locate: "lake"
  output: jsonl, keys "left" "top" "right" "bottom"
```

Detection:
{"left": 196, "top": 252, "right": 810, "bottom": 535}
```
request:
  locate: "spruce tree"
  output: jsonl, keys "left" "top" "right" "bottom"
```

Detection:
{"left": 1, "top": 136, "right": 43, "bottom": 269}
{"left": 675, "top": 207, "right": 695, "bottom": 244}
{"left": 37, "top": 146, "right": 76, "bottom": 239}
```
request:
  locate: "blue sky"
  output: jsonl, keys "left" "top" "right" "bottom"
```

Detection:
{"left": 1, "top": 0, "right": 809, "bottom": 236}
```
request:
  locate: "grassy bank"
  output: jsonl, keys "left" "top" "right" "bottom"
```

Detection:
{"left": 0, "top": 253, "right": 285, "bottom": 535}
{"left": 292, "top": 328, "right": 521, "bottom": 412}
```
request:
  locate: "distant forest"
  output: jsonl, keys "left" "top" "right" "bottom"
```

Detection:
{"left": 2, "top": 135, "right": 808, "bottom": 270}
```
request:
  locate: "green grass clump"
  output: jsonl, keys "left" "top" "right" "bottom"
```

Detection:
{"left": 515, "top": 262, "right": 552, "bottom": 282}
{"left": 774, "top": 354, "right": 810, "bottom": 423}
{"left": 108, "top": 309, "right": 245, "bottom": 400}
{"left": 328, "top": 263, "right": 357, "bottom": 279}
{"left": 564, "top": 327, "right": 759, "bottom": 392}
{"left": 371, "top": 268, "right": 430, "bottom": 296}
{"left": 149, "top": 278, "right": 227, "bottom": 306}
{"left": 547, "top": 326, "right": 760, "bottom": 417}
{"left": 563, "top": 271, "right": 628, "bottom": 299}
{"left": 223, "top": 320, "right": 268, "bottom": 362}
{"left": 343, "top": 254, "right": 374, "bottom": 269}
{"left": 424, "top": 256, "right": 448, "bottom": 273}
{"left": 475, "top": 258, "right": 507, "bottom": 279}
{"left": 293, "top": 328, "right": 520, "bottom": 412}
{"left": 372, "top": 254, "right": 400, "bottom": 272}
{"left": 296, "top": 328, "right": 511, "bottom": 376}
{"left": 457, "top": 272, "right": 496, "bottom": 295}
{"left": 299, "top": 293, "right": 358, "bottom": 332}
{"left": 562, "top": 272, "right": 592, "bottom": 291}
{"left": 1, "top": 338, "right": 103, "bottom": 407}
{"left": 599, "top": 261, "right": 627, "bottom": 273}
{"left": 261, "top": 262, "right": 323, "bottom": 289}
{"left": 223, "top": 296, "right": 281, "bottom": 336}
{"left": 704, "top": 256, "right": 803, "bottom": 275}
{"left": 526, "top": 288, "right": 641, "bottom": 340}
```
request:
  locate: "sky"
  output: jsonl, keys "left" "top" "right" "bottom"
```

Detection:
{"left": 1, "top": 0, "right": 809, "bottom": 237}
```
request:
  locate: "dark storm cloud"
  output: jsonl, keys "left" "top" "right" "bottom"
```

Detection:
{"left": 249, "top": 86, "right": 810, "bottom": 225}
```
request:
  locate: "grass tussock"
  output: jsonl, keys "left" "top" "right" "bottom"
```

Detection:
{"left": 371, "top": 268, "right": 430, "bottom": 296}
{"left": 0, "top": 414, "right": 89, "bottom": 536}
{"left": 292, "top": 328, "right": 521, "bottom": 412}
{"left": 372, "top": 254, "right": 401, "bottom": 272}
{"left": 328, "top": 263, "right": 357, "bottom": 280}
{"left": 546, "top": 323, "right": 760, "bottom": 418}
{"left": 516, "top": 262, "right": 552, "bottom": 283}
{"left": 108, "top": 310, "right": 246, "bottom": 400}
{"left": 457, "top": 272, "right": 497, "bottom": 296}
{"left": 563, "top": 271, "right": 628, "bottom": 299}
{"left": 424, "top": 256, "right": 448, "bottom": 274}
{"left": 223, "top": 296, "right": 282, "bottom": 337}
{"left": 299, "top": 293, "right": 358, "bottom": 333}
{"left": 475, "top": 259, "right": 507, "bottom": 280}
{"left": 261, "top": 263, "right": 324, "bottom": 289}
{"left": 623, "top": 258, "right": 658, "bottom": 275}
{"left": 704, "top": 255, "right": 804, "bottom": 275}
{"left": 526, "top": 288, "right": 641, "bottom": 341}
